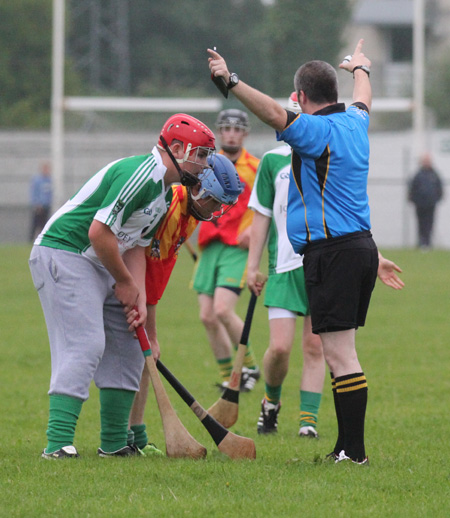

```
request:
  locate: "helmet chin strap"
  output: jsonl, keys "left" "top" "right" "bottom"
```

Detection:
{"left": 159, "top": 135, "right": 199, "bottom": 187}
{"left": 186, "top": 188, "right": 211, "bottom": 221}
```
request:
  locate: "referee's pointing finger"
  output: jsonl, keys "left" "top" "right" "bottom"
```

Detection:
{"left": 353, "top": 38, "right": 364, "bottom": 56}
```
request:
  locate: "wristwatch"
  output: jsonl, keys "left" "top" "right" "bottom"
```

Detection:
{"left": 227, "top": 73, "right": 239, "bottom": 90}
{"left": 352, "top": 65, "right": 370, "bottom": 78}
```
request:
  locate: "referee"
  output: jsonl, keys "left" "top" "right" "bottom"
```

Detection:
{"left": 208, "top": 39, "right": 375, "bottom": 464}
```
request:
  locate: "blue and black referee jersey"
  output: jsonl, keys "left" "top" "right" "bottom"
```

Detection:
{"left": 277, "top": 102, "right": 372, "bottom": 255}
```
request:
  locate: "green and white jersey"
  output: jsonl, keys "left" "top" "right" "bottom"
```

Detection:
{"left": 248, "top": 145, "right": 303, "bottom": 274}
{"left": 36, "top": 147, "right": 172, "bottom": 264}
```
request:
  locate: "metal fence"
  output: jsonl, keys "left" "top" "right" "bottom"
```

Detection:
{"left": 1, "top": 129, "right": 449, "bottom": 248}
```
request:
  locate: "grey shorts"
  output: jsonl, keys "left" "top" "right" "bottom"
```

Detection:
{"left": 29, "top": 245, "right": 144, "bottom": 400}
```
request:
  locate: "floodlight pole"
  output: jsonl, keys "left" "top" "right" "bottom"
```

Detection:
{"left": 412, "top": 0, "right": 425, "bottom": 160}
{"left": 51, "top": 0, "right": 65, "bottom": 210}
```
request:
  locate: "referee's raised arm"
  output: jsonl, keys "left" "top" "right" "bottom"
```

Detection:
{"left": 338, "top": 39, "right": 372, "bottom": 111}
{"left": 207, "top": 48, "right": 288, "bottom": 132}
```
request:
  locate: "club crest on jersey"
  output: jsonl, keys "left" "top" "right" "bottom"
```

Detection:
{"left": 150, "top": 239, "right": 161, "bottom": 258}
{"left": 144, "top": 208, "right": 153, "bottom": 215}
{"left": 112, "top": 200, "right": 125, "bottom": 215}
{"left": 174, "top": 236, "right": 185, "bottom": 256}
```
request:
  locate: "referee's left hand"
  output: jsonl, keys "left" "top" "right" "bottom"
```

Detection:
{"left": 339, "top": 39, "right": 371, "bottom": 73}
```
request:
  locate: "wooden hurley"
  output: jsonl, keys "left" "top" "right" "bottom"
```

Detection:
{"left": 136, "top": 326, "right": 207, "bottom": 459}
{"left": 156, "top": 360, "right": 256, "bottom": 460}
{"left": 208, "top": 273, "right": 267, "bottom": 428}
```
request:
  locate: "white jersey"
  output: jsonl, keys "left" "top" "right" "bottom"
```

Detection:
{"left": 248, "top": 145, "right": 303, "bottom": 274}
{"left": 35, "top": 147, "right": 171, "bottom": 265}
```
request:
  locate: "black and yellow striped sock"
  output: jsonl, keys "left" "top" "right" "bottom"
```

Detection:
{"left": 335, "top": 372, "right": 368, "bottom": 462}
{"left": 331, "top": 372, "right": 345, "bottom": 455}
{"left": 217, "top": 357, "right": 233, "bottom": 383}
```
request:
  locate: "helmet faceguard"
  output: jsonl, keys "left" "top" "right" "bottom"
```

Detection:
{"left": 188, "top": 154, "right": 244, "bottom": 221}
{"left": 158, "top": 114, "right": 216, "bottom": 186}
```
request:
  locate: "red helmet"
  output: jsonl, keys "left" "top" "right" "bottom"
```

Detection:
{"left": 287, "top": 92, "right": 301, "bottom": 113}
{"left": 158, "top": 114, "right": 215, "bottom": 159}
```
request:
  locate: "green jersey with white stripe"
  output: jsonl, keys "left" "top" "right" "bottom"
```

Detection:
{"left": 36, "top": 147, "right": 173, "bottom": 263}
{"left": 248, "top": 145, "right": 303, "bottom": 274}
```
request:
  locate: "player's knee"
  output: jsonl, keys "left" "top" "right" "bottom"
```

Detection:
{"left": 269, "top": 338, "right": 291, "bottom": 360}
{"left": 302, "top": 334, "right": 324, "bottom": 361}
{"left": 199, "top": 308, "right": 218, "bottom": 329}
{"left": 213, "top": 302, "right": 234, "bottom": 324}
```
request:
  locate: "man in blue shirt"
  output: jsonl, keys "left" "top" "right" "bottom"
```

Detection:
{"left": 208, "top": 39, "right": 375, "bottom": 464}
{"left": 29, "top": 161, "right": 52, "bottom": 241}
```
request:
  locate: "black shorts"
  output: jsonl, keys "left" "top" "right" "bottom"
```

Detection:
{"left": 303, "top": 231, "right": 378, "bottom": 335}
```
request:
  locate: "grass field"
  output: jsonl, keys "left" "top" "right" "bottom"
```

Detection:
{"left": 1, "top": 245, "right": 449, "bottom": 517}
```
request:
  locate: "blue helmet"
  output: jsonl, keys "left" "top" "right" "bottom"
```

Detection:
{"left": 195, "top": 154, "right": 243, "bottom": 205}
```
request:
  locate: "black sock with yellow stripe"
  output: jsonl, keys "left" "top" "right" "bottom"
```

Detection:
{"left": 330, "top": 372, "right": 345, "bottom": 455}
{"left": 335, "top": 372, "right": 368, "bottom": 462}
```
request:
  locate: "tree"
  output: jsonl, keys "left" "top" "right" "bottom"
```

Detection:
{"left": 0, "top": 0, "right": 54, "bottom": 127}
{"left": 0, "top": 0, "right": 80, "bottom": 128}
{"left": 263, "top": 0, "right": 352, "bottom": 95}
{"left": 0, "top": 0, "right": 352, "bottom": 128}
{"left": 128, "top": 0, "right": 266, "bottom": 96}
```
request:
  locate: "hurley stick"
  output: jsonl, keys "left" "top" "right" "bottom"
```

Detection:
{"left": 135, "top": 325, "right": 207, "bottom": 459}
{"left": 207, "top": 272, "right": 267, "bottom": 428}
{"left": 156, "top": 360, "right": 256, "bottom": 460}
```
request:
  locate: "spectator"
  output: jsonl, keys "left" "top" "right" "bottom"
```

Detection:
{"left": 29, "top": 161, "right": 52, "bottom": 241}
{"left": 408, "top": 153, "right": 443, "bottom": 250}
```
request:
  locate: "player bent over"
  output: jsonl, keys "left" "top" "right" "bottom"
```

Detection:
{"left": 127, "top": 155, "right": 243, "bottom": 453}
{"left": 30, "top": 114, "right": 215, "bottom": 458}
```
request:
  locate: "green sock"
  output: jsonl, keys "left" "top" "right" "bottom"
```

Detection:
{"left": 131, "top": 424, "right": 148, "bottom": 449}
{"left": 299, "top": 390, "right": 322, "bottom": 428}
{"left": 243, "top": 342, "right": 258, "bottom": 370}
{"left": 232, "top": 340, "right": 258, "bottom": 370}
{"left": 217, "top": 357, "right": 233, "bottom": 382}
{"left": 99, "top": 388, "right": 136, "bottom": 453}
{"left": 45, "top": 394, "right": 83, "bottom": 453}
{"left": 265, "top": 383, "right": 282, "bottom": 405}
{"left": 127, "top": 428, "right": 135, "bottom": 446}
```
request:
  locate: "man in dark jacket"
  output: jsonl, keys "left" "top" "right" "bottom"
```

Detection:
{"left": 408, "top": 153, "right": 443, "bottom": 249}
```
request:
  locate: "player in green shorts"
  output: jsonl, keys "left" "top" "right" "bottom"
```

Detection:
{"left": 247, "top": 93, "right": 325, "bottom": 436}
{"left": 193, "top": 241, "right": 248, "bottom": 296}
{"left": 193, "top": 109, "right": 261, "bottom": 391}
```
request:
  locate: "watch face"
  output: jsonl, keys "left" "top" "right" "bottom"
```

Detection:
{"left": 227, "top": 73, "right": 239, "bottom": 90}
